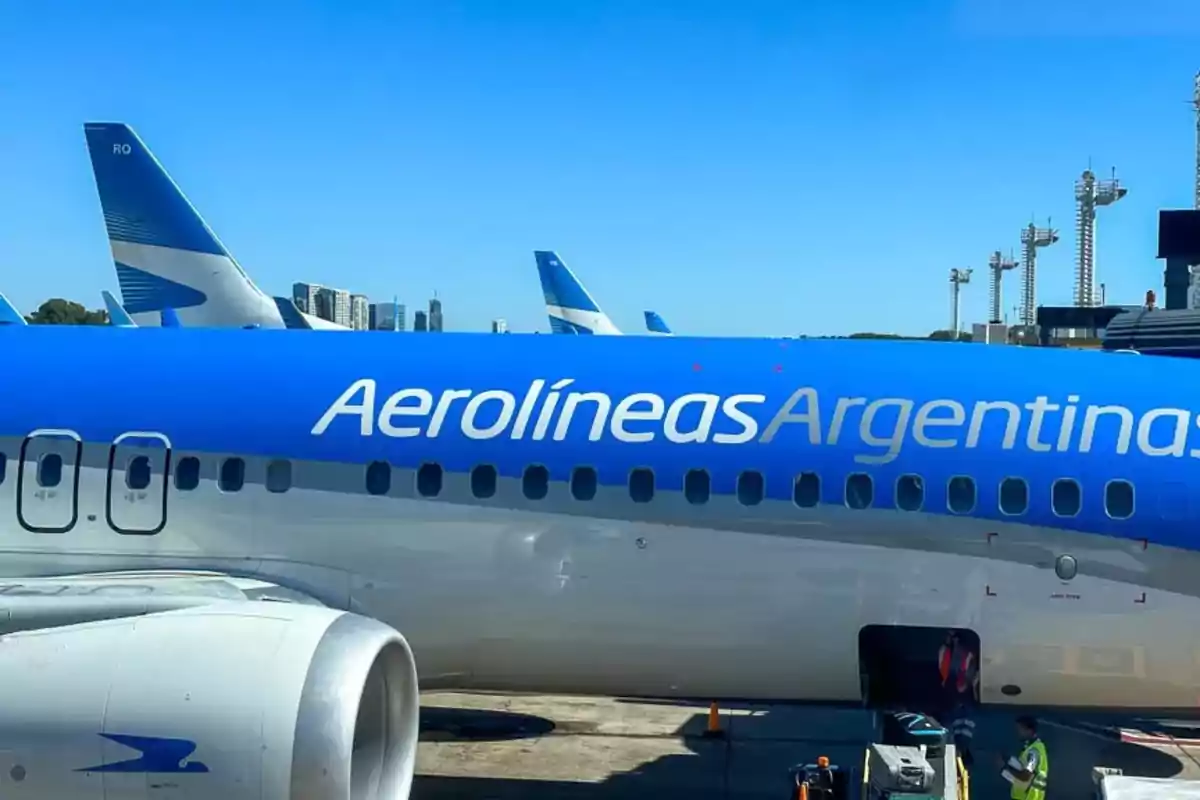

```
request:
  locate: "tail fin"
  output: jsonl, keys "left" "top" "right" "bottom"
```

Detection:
{"left": 271, "top": 296, "right": 313, "bottom": 329}
{"left": 101, "top": 290, "right": 137, "bottom": 327}
{"left": 533, "top": 250, "right": 622, "bottom": 335}
{"left": 644, "top": 310, "right": 673, "bottom": 335}
{"left": 83, "top": 122, "right": 283, "bottom": 328}
{"left": 0, "top": 292, "right": 26, "bottom": 326}
{"left": 160, "top": 308, "right": 182, "bottom": 328}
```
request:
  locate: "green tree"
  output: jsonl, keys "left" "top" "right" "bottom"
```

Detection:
{"left": 25, "top": 298, "right": 109, "bottom": 325}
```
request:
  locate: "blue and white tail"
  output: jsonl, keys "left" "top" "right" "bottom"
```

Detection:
{"left": 0, "top": 293, "right": 26, "bottom": 326}
{"left": 83, "top": 122, "right": 287, "bottom": 329}
{"left": 533, "top": 251, "right": 622, "bottom": 335}
{"left": 644, "top": 310, "right": 673, "bottom": 335}
{"left": 101, "top": 290, "right": 137, "bottom": 327}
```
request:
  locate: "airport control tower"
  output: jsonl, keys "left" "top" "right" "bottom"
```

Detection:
{"left": 1074, "top": 168, "right": 1127, "bottom": 307}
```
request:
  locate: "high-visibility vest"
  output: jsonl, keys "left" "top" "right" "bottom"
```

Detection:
{"left": 1008, "top": 738, "right": 1049, "bottom": 800}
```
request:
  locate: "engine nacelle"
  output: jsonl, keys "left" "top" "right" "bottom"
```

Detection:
{"left": 0, "top": 601, "right": 419, "bottom": 799}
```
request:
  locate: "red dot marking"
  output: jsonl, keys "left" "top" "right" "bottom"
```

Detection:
{"left": 773, "top": 364, "right": 783, "bottom": 373}
{"left": 692, "top": 363, "right": 702, "bottom": 371}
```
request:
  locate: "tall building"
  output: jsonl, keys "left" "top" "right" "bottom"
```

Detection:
{"left": 369, "top": 302, "right": 406, "bottom": 331}
{"left": 292, "top": 282, "right": 320, "bottom": 315}
{"left": 491, "top": 318, "right": 508, "bottom": 333}
{"left": 413, "top": 310, "right": 428, "bottom": 331}
{"left": 350, "top": 294, "right": 369, "bottom": 331}
{"left": 428, "top": 297, "right": 443, "bottom": 332}
{"left": 314, "top": 287, "right": 351, "bottom": 327}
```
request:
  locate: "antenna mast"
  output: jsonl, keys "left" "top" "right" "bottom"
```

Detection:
{"left": 1074, "top": 167, "right": 1127, "bottom": 307}
{"left": 1019, "top": 220, "right": 1059, "bottom": 325}
{"left": 949, "top": 268, "right": 973, "bottom": 336}
{"left": 987, "top": 250, "right": 1018, "bottom": 324}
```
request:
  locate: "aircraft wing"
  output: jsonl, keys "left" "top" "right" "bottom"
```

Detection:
{"left": 0, "top": 570, "right": 420, "bottom": 794}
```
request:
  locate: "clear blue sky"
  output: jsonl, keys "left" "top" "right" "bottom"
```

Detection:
{"left": 2, "top": 0, "right": 1199, "bottom": 336}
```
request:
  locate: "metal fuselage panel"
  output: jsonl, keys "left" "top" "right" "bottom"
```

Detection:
{"left": 3, "top": 328, "right": 1200, "bottom": 710}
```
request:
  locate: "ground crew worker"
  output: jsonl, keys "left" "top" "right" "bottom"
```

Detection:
{"left": 937, "top": 631, "right": 979, "bottom": 767}
{"left": 995, "top": 716, "right": 1049, "bottom": 800}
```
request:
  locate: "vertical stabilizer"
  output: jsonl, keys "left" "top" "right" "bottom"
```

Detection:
{"left": 644, "top": 310, "right": 673, "bottom": 335}
{"left": 533, "top": 251, "right": 622, "bottom": 335}
{"left": 83, "top": 122, "right": 285, "bottom": 329}
{"left": 0, "top": 292, "right": 26, "bottom": 326}
{"left": 160, "top": 308, "right": 182, "bottom": 328}
{"left": 101, "top": 290, "right": 137, "bottom": 327}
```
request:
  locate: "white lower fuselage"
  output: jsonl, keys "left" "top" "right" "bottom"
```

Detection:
{"left": 1, "top": 437, "right": 1196, "bottom": 713}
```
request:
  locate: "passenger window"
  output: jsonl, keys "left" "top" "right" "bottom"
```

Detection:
{"left": 1052, "top": 478, "right": 1081, "bottom": 517}
{"left": 947, "top": 476, "right": 976, "bottom": 514}
{"left": 998, "top": 477, "right": 1027, "bottom": 515}
{"left": 471, "top": 465, "right": 497, "bottom": 499}
{"left": 175, "top": 456, "right": 200, "bottom": 491}
{"left": 266, "top": 459, "right": 292, "bottom": 494}
{"left": 793, "top": 472, "right": 820, "bottom": 508}
{"left": 219, "top": 458, "right": 245, "bottom": 492}
{"left": 417, "top": 463, "right": 442, "bottom": 498}
{"left": 38, "top": 454, "right": 63, "bottom": 488}
{"left": 523, "top": 465, "right": 549, "bottom": 500}
{"left": 0, "top": 451, "right": 6, "bottom": 485}
{"left": 737, "top": 471, "right": 765, "bottom": 507}
{"left": 365, "top": 461, "right": 391, "bottom": 496}
{"left": 1105, "top": 480, "right": 1134, "bottom": 520}
{"left": 126, "top": 456, "right": 152, "bottom": 491}
{"left": 845, "top": 473, "right": 873, "bottom": 509}
{"left": 571, "top": 467, "right": 597, "bottom": 501}
{"left": 895, "top": 474, "right": 923, "bottom": 512}
{"left": 629, "top": 468, "right": 655, "bottom": 503}
{"left": 684, "top": 469, "right": 710, "bottom": 505}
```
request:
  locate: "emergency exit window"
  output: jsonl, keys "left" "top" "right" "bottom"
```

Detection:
{"left": 38, "top": 454, "right": 63, "bottom": 488}
{"left": 126, "top": 456, "right": 152, "bottom": 491}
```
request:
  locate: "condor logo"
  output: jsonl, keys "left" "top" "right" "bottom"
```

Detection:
{"left": 77, "top": 733, "right": 209, "bottom": 773}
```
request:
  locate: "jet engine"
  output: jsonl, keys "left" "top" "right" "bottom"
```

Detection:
{"left": 0, "top": 600, "right": 420, "bottom": 799}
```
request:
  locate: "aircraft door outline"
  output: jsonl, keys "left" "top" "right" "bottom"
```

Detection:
{"left": 16, "top": 429, "right": 83, "bottom": 534}
{"left": 105, "top": 431, "right": 172, "bottom": 536}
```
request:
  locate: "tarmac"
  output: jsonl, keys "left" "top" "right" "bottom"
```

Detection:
{"left": 413, "top": 692, "right": 1200, "bottom": 800}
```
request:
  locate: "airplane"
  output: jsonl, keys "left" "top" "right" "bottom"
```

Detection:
{"left": 644, "top": 310, "right": 673, "bottom": 335}
{"left": 0, "top": 292, "right": 26, "bottom": 325}
{"left": 534, "top": 250, "right": 622, "bottom": 335}
{"left": 83, "top": 122, "right": 349, "bottom": 331}
{"left": 6, "top": 327, "right": 1200, "bottom": 794}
